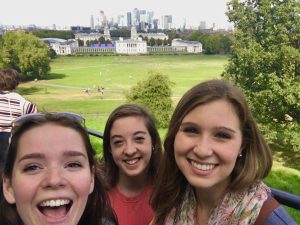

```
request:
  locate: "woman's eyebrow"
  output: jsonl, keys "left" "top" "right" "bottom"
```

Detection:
{"left": 63, "top": 150, "right": 87, "bottom": 158}
{"left": 17, "top": 153, "right": 44, "bottom": 163}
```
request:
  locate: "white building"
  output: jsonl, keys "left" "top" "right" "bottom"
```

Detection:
{"left": 172, "top": 39, "right": 202, "bottom": 53}
{"left": 138, "top": 33, "right": 168, "bottom": 40}
{"left": 75, "top": 26, "right": 110, "bottom": 46}
{"left": 75, "top": 33, "right": 103, "bottom": 46}
{"left": 115, "top": 37, "right": 147, "bottom": 55}
{"left": 41, "top": 38, "right": 78, "bottom": 55}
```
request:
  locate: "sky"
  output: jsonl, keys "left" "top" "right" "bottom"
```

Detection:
{"left": 0, "top": 0, "right": 232, "bottom": 29}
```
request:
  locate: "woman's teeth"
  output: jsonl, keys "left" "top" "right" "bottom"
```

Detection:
{"left": 40, "top": 199, "right": 70, "bottom": 207}
{"left": 191, "top": 161, "right": 215, "bottom": 171}
{"left": 126, "top": 158, "right": 139, "bottom": 165}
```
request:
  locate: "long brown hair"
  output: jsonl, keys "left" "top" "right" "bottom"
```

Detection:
{"left": 102, "top": 104, "right": 162, "bottom": 188}
{"left": 151, "top": 79, "right": 272, "bottom": 225}
{"left": 0, "top": 113, "right": 118, "bottom": 225}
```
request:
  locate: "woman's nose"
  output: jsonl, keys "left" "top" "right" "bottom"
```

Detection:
{"left": 193, "top": 137, "right": 213, "bottom": 157}
{"left": 123, "top": 141, "right": 137, "bottom": 155}
{"left": 41, "top": 166, "right": 66, "bottom": 189}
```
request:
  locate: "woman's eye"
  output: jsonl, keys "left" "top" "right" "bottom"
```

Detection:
{"left": 67, "top": 162, "right": 82, "bottom": 168}
{"left": 135, "top": 136, "right": 145, "bottom": 142}
{"left": 215, "top": 132, "right": 231, "bottom": 139}
{"left": 23, "top": 164, "right": 41, "bottom": 172}
{"left": 113, "top": 140, "right": 123, "bottom": 146}
{"left": 182, "top": 127, "right": 198, "bottom": 134}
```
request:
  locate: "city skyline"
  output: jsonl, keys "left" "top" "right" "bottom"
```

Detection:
{"left": 1, "top": 0, "right": 232, "bottom": 29}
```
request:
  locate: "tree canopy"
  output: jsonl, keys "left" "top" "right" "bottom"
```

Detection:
{"left": 0, "top": 30, "right": 51, "bottom": 79}
{"left": 222, "top": 0, "right": 300, "bottom": 152}
{"left": 186, "top": 31, "right": 233, "bottom": 54}
{"left": 32, "top": 30, "right": 74, "bottom": 40}
{"left": 125, "top": 70, "right": 174, "bottom": 128}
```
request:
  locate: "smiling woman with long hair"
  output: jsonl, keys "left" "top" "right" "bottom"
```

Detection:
{"left": 151, "top": 79, "right": 296, "bottom": 225}
{"left": 101, "top": 104, "right": 162, "bottom": 225}
{"left": 0, "top": 113, "right": 118, "bottom": 225}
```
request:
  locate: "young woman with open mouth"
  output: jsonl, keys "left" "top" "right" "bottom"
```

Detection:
{"left": 0, "top": 113, "right": 117, "bottom": 225}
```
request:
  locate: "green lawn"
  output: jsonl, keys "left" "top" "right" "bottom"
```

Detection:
{"left": 18, "top": 55, "right": 299, "bottom": 222}
{"left": 20, "top": 55, "right": 228, "bottom": 114}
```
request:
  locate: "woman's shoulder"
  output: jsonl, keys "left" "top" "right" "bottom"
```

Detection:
{"left": 264, "top": 205, "right": 297, "bottom": 225}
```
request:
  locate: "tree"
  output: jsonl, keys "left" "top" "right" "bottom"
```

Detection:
{"left": 32, "top": 30, "right": 74, "bottom": 40}
{"left": 125, "top": 70, "right": 174, "bottom": 128}
{"left": 156, "top": 39, "right": 163, "bottom": 46}
{"left": 204, "top": 35, "right": 222, "bottom": 54}
{"left": 0, "top": 30, "right": 51, "bottom": 79}
{"left": 186, "top": 31, "right": 233, "bottom": 54}
{"left": 149, "top": 38, "right": 156, "bottom": 46}
{"left": 222, "top": 0, "right": 300, "bottom": 152}
{"left": 98, "top": 37, "right": 105, "bottom": 43}
{"left": 163, "top": 38, "right": 169, "bottom": 46}
{"left": 164, "top": 30, "right": 181, "bottom": 45}
{"left": 78, "top": 39, "right": 84, "bottom": 47}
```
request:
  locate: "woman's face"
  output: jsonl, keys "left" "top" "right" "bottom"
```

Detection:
{"left": 174, "top": 99, "right": 243, "bottom": 194}
{"left": 3, "top": 123, "right": 94, "bottom": 225}
{"left": 110, "top": 116, "right": 152, "bottom": 181}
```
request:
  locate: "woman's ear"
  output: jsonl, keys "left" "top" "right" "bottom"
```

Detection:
{"left": 2, "top": 176, "right": 16, "bottom": 204}
{"left": 89, "top": 167, "right": 95, "bottom": 194}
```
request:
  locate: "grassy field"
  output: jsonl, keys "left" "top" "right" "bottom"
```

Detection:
{"left": 19, "top": 54, "right": 228, "bottom": 123}
{"left": 18, "top": 55, "right": 300, "bottom": 222}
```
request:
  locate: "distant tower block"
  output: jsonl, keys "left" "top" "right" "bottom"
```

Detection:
{"left": 104, "top": 24, "right": 111, "bottom": 40}
{"left": 131, "top": 25, "right": 138, "bottom": 40}
{"left": 90, "top": 15, "right": 95, "bottom": 30}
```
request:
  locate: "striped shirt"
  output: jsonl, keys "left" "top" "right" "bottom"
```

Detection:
{"left": 0, "top": 92, "right": 37, "bottom": 132}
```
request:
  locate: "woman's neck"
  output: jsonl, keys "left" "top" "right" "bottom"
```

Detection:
{"left": 194, "top": 184, "right": 229, "bottom": 225}
{"left": 117, "top": 172, "right": 150, "bottom": 197}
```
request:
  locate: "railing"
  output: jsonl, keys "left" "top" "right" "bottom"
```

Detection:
{"left": 86, "top": 128, "right": 300, "bottom": 211}
{"left": 271, "top": 188, "right": 300, "bottom": 210}
{"left": 86, "top": 128, "right": 104, "bottom": 139}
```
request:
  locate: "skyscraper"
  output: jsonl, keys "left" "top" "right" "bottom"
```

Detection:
{"left": 162, "top": 15, "right": 172, "bottom": 30}
{"left": 90, "top": 15, "right": 94, "bottom": 30}
{"left": 147, "top": 11, "right": 154, "bottom": 28}
{"left": 127, "top": 12, "right": 132, "bottom": 28}
{"left": 99, "top": 10, "right": 106, "bottom": 28}
{"left": 117, "top": 15, "right": 126, "bottom": 27}
{"left": 132, "top": 8, "right": 140, "bottom": 26}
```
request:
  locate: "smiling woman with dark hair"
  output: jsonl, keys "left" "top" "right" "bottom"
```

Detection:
{"left": 151, "top": 79, "right": 296, "bottom": 225}
{"left": 0, "top": 113, "right": 118, "bottom": 225}
{"left": 102, "top": 104, "right": 162, "bottom": 225}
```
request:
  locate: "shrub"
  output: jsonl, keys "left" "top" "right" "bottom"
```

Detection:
{"left": 126, "top": 70, "right": 174, "bottom": 128}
